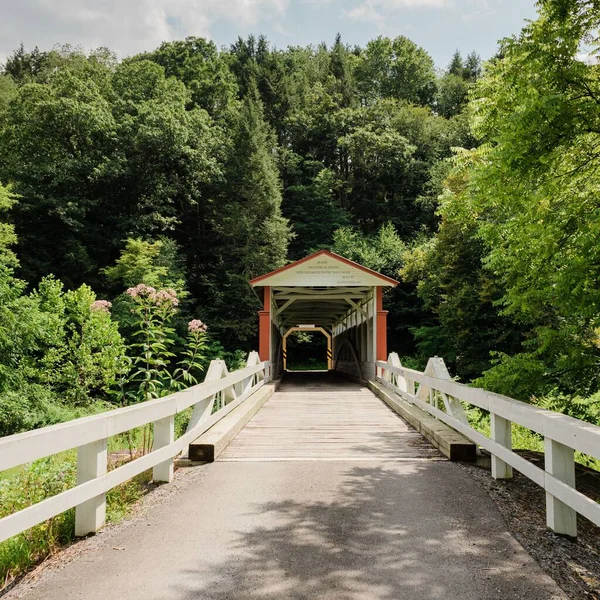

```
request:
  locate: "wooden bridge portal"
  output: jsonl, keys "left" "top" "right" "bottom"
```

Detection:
{"left": 250, "top": 250, "right": 397, "bottom": 381}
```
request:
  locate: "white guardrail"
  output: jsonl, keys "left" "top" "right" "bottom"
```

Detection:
{"left": 0, "top": 352, "right": 270, "bottom": 543}
{"left": 376, "top": 353, "right": 600, "bottom": 537}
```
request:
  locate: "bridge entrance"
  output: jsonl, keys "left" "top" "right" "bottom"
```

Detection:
{"left": 283, "top": 326, "right": 331, "bottom": 371}
{"left": 250, "top": 250, "right": 397, "bottom": 380}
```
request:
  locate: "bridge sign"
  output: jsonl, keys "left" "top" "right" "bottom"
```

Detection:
{"left": 249, "top": 250, "right": 398, "bottom": 288}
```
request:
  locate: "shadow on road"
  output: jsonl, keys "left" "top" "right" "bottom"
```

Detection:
{"left": 169, "top": 461, "right": 564, "bottom": 600}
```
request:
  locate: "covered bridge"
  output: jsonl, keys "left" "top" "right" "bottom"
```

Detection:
{"left": 250, "top": 250, "right": 398, "bottom": 381}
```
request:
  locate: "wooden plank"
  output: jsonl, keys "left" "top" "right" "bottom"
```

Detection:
{"left": 368, "top": 381, "right": 476, "bottom": 462}
{"left": 189, "top": 383, "right": 278, "bottom": 462}
{"left": 220, "top": 374, "right": 441, "bottom": 462}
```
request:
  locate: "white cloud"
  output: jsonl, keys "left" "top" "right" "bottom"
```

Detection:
{"left": 345, "top": 3, "right": 386, "bottom": 27}
{"left": 0, "top": 0, "right": 289, "bottom": 61}
{"left": 345, "top": 0, "right": 452, "bottom": 28}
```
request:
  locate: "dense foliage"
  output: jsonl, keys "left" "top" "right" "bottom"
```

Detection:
{"left": 1, "top": 0, "right": 600, "bottom": 439}
{"left": 4, "top": 3, "right": 600, "bottom": 588}
{"left": 403, "top": 0, "right": 600, "bottom": 423}
{"left": 0, "top": 33, "right": 480, "bottom": 437}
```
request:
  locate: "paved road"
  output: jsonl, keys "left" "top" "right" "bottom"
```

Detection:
{"left": 7, "top": 374, "right": 566, "bottom": 600}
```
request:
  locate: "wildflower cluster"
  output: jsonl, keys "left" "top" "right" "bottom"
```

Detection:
{"left": 90, "top": 299, "right": 112, "bottom": 313}
{"left": 188, "top": 319, "right": 208, "bottom": 333}
{"left": 126, "top": 284, "right": 178, "bottom": 307}
{"left": 125, "top": 283, "right": 155, "bottom": 298}
{"left": 153, "top": 288, "right": 179, "bottom": 307}
{"left": 171, "top": 318, "right": 209, "bottom": 390}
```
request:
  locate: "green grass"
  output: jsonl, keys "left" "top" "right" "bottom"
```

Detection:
{"left": 287, "top": 359, "right": 328, "bottom": 371}
{"left": 0, "top": 447, "right": 158, "bottom": 589}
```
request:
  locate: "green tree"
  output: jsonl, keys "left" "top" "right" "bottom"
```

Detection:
{"left": 447, "top": 50, "right": 464, "bottom": 76}
{"left": 2, "top": 44, "right": 52, "bottom": 83}
{"left": 0, "top": 76, "right": 16, "bottom": 110}
{"left": 355, "top": 36, "right": 437, "bottom": 105}
{"left": 435, "top": 74, "right": 469, "bottom": 118}
{"left": 281, "top": 158, "right": 350, "bottom": 259}
{"left": 33, "top": 279, "right": 126, "bottom": 406}
{"left": 0, "top": 65, "right": 117, "bottom": 285}
{"left": 434, "top": 1, "right": 600, "bottom": 394}
{"left": 463, "top": 51, "right": 482, "bottom": 81}
{"left": 329, "top": 33, "right": 356, "bottom": 108}
{"left": 0, "top": 55, "right": 221, "bottom": 288}
{"left": 401, "top": 158, "right": 523, "bottom": 381}
{"left": 134, "top": 37, "right": 238, "bottom": 116}
{"left": 103, "top": 238, "right": 187, "bottom": 293}
{"left": 205, "top": 84, "right": 291, "bottom": 346}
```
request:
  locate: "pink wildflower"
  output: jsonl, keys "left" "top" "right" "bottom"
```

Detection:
{"left": 188, "top": 319, "right": 208, "bottom": 333}
{"left": 126, "top": 283, "right": 156, "bottom": 298}
{"left": 90, "top": 300, "right": 112, "bottom": 313}
{"left": 151, "top": 288, "right": 179, "bottom": 307}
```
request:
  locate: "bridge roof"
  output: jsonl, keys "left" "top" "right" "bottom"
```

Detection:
{"left": 249, "top": 250, "right": 398, "bottom": 288}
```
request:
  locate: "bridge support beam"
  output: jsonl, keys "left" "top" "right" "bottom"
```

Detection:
{"left": 490, "top": 414, "right": 513, "bottom": 479}
{"left": 545, "top": 438, "right": 577, "bottom": 537}
{"left": 376, "top": 286, "right": 388, "bottom": 362}
{"left": 258, "top": 286, "right": 271, "bottom": 363}
{"left": 75, "top": 439, "right": 107, "bottom": 537}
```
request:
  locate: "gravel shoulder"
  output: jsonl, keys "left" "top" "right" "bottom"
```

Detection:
{"left": 458, "top": 456, "right": 600, "bottom": 600}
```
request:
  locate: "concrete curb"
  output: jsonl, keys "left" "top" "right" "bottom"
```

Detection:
{"left": 368, "top": 380, "right": 476, "bottom": 462}
{"left": 189, "top": 381, "right": 279, "bottom": 462}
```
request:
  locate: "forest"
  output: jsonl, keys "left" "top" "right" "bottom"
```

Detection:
{"left": 1, "top": 0, "right": 600, "bottom": 440}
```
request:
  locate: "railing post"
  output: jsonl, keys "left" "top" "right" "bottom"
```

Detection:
{"left": 75, "top": 439, "right": 107, "bottom": 536}
{"left": 186, "top": 359, "right": 225, "bottom": 433}
{"left": 421, "top": 357, "right": 469, "bottom": 425}
{"left": 490, "top": 413, "right": 513, "bottom": 479}
{"left": 153, "top": 415, "right": 175, "bottom": 483}
{"left": 387, "top": 353, "right": 401, "bottom": 390}
{"left": 545, "top": 438, "right": 577, "bottom": 537}
{"left": 244, "top": 351, "right": 260, "bottom": 392}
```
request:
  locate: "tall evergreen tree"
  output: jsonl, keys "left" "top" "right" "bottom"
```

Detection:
{"left": 205, "top": 82, "right": 291, "bottom": 346}
{"left": 330, "top": 33, "right": 355, "bottom": 107}
{"left": 464, "top": 51, "right": 482, "bottom": 81}
{"left": 448, "top": 50, "right": 464, "bottom": 76}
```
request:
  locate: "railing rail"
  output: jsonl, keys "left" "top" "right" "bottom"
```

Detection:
{"left": 376, "top": 354, "right": 600, "bottom": 538}
{"left": 0, "top": 352, "right": 268, "bottom": 543}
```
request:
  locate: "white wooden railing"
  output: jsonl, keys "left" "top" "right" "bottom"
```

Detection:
{"left": 376, "top": 353, "right": 600, "bottom": 538}
{"left": 0, "top": 352, "right": 270, "bottom": 543}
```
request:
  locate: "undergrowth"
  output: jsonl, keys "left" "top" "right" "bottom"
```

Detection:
{"left": 286, "top": 359, "right": 328, "bottom": 371}
{"left": 0, "top": 452, "right": 155, "bottom": 590}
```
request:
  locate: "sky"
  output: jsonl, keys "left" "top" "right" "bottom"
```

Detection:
{"left": 0, "top": 0, "right": 538, "bottom": 69}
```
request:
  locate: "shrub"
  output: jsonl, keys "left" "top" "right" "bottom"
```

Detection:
{"left": 0, "top": 456, "right": 76, "bottom": 587}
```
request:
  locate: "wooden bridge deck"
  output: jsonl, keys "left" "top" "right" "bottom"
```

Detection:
{"left": 219, "top": 372, "right": 441, "bottom": 462}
